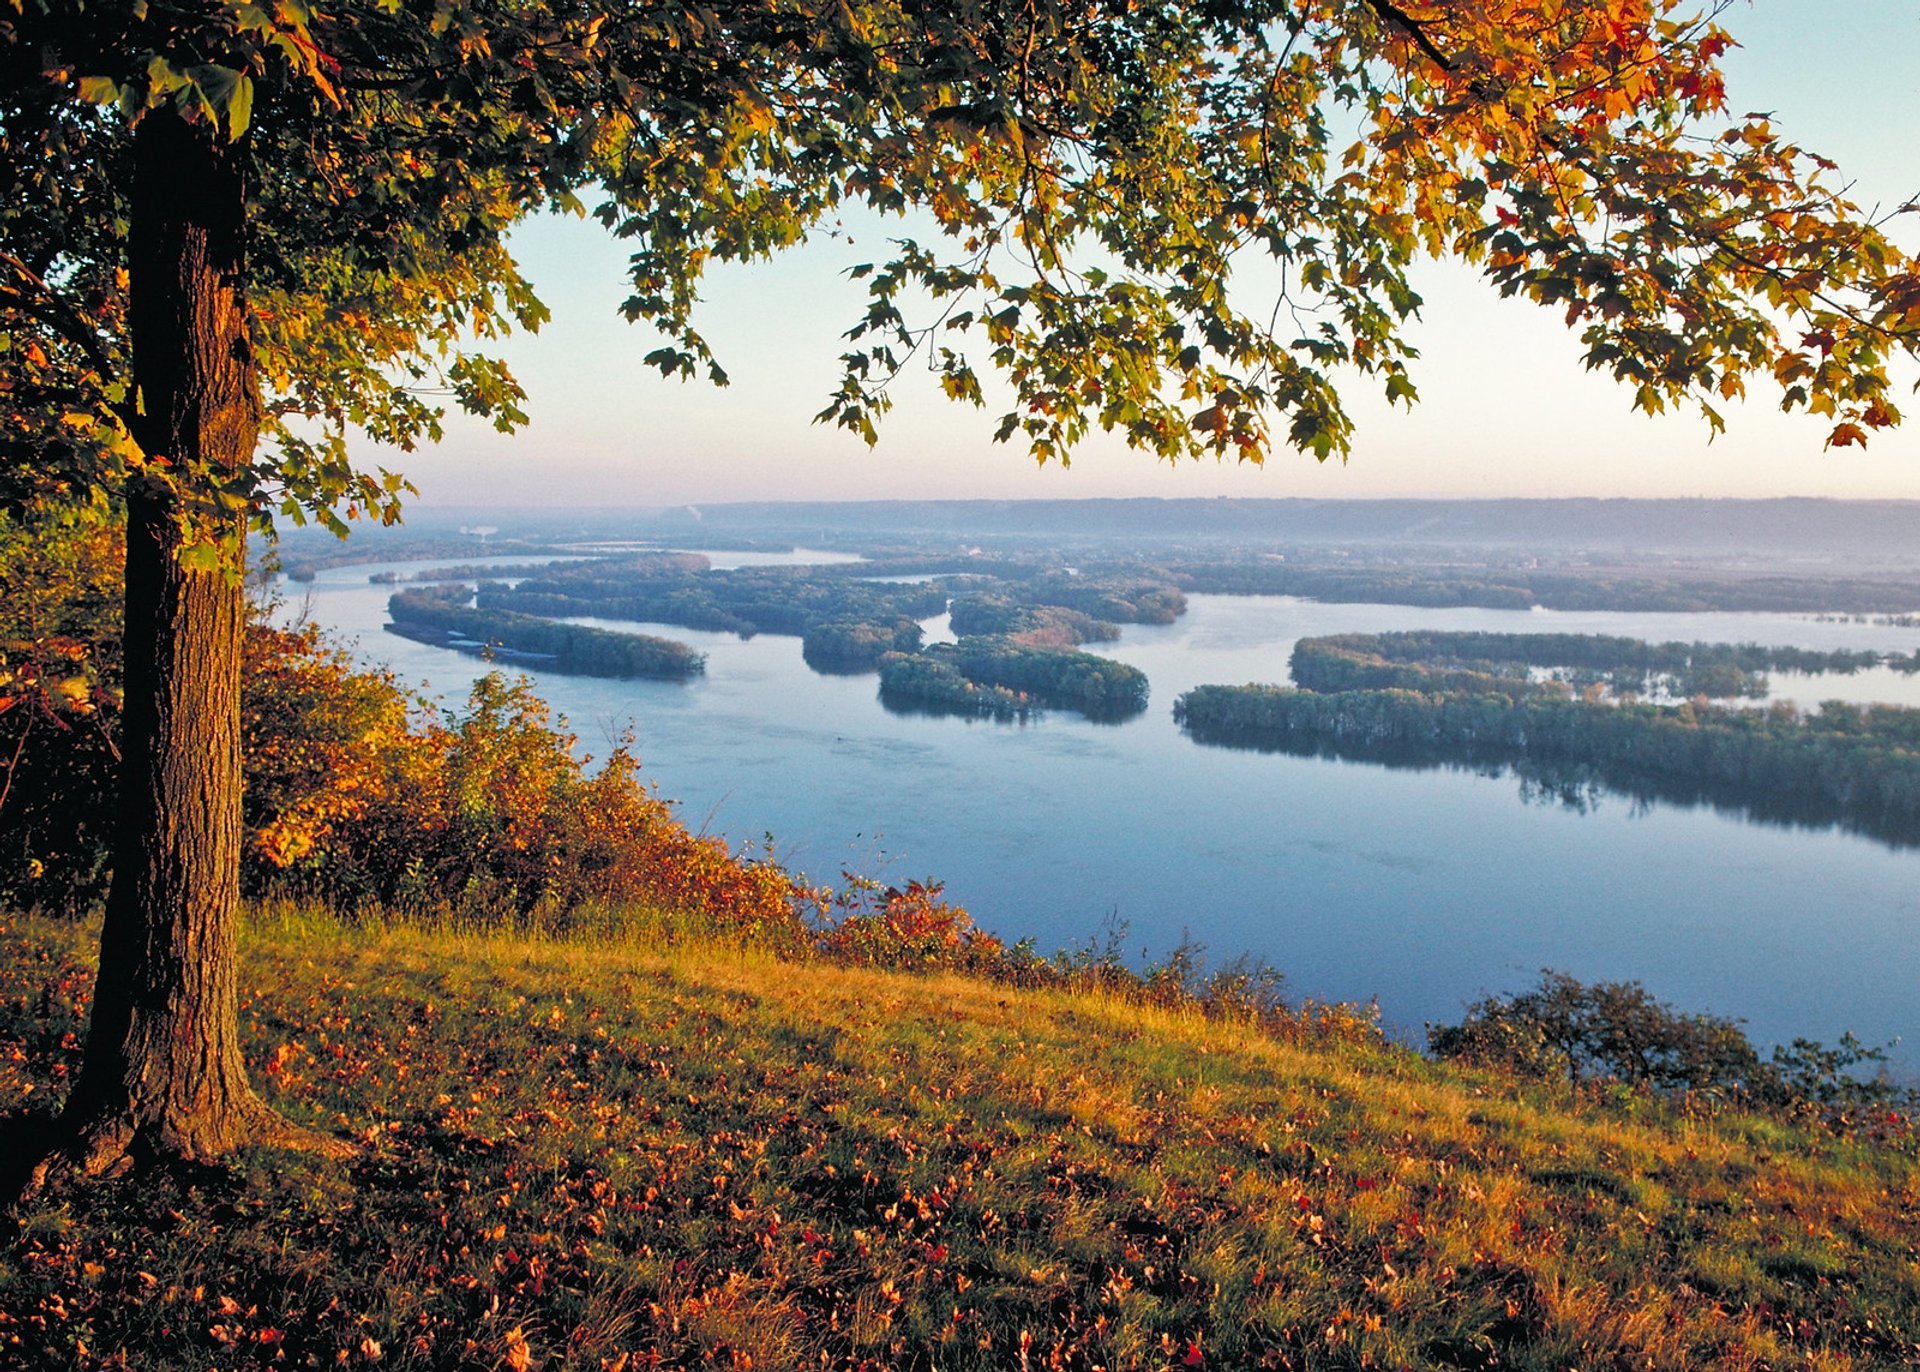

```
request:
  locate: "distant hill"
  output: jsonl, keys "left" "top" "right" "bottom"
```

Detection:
{"left": 393, "top": 498, "right": 1920, "bottom": 566}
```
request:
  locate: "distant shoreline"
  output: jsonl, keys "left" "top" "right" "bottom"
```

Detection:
{"left": 273, "top": 496, "right": 1920, "bottom": 569}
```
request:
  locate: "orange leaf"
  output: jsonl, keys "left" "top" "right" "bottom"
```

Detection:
{"left": 504, "top": 1326, "right": 533, "bottom": 1372}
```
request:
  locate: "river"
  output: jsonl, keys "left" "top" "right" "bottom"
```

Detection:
{"left": 284, "top": 552, "right": 1920, "bottom": 1067}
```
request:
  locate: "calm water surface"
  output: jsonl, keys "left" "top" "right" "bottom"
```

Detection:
{"left": 289, "top": 555, "right": 1920, "bottom": 1065}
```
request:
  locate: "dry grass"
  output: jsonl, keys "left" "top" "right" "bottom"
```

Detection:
{"left": 2, "top": 912, "right": 1916, "bottom": 1370}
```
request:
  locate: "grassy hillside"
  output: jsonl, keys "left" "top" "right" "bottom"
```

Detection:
{"left": 2, "top": 913, "right": 1917, "bottom": 1371}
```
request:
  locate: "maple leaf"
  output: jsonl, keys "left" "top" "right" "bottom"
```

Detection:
{"left": 504, "top": 1325, "right": 534, "bottom": 1372}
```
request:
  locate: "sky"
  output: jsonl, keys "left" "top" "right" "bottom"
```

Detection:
{"left": 377, "top": 1, "right": 1920, "bottom": 510}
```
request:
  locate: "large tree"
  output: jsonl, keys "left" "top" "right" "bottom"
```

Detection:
{"left": 2, "top": 0, "right": 1915, "bottom": 1172}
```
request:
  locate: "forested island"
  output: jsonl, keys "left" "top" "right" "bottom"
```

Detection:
{"left": 449, "top": 550, "right": 1181, "bottom": 715}
{"left": 274, "top": 508, "right": 1920, "bottom": 734}
{"left": 1288, "top": 630, "right": 1920, "bottom": 702}
{"left": 801, "top": 617, "right": 927, "bottom": 672}
{"left": 479, "top": 557, "right": 952, "bottom": 638}
{"left": 1177, "top": 630, "right": 1920, "bottom": 845}
{"left": 879, "top": 639, "right": 1150, "bottom": 721}
{"left": 386, "top": 588, "right": 707, "bottom": 680}
{"left": 1159, "top": 562, "right": 1920, "bottom": 613}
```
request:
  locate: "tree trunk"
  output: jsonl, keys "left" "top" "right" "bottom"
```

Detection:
{"left": 45, "top": 110, "right": 327, "bottom": 1174}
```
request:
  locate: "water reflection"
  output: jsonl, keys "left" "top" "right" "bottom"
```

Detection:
{"left": 1180, "top": 721, "right": 1920, "bottom": 850}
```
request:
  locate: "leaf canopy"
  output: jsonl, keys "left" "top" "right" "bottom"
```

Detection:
{"left": 2, "top": 0, "right": 1915, "bottom": 535}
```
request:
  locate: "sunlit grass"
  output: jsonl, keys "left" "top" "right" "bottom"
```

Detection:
{"left": 2, "top": 912, "right": 1916, "bottom": 1370}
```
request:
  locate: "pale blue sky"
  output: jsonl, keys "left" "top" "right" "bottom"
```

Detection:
{"left": 383, "top": 1, "right": 1920, "bottom": 509}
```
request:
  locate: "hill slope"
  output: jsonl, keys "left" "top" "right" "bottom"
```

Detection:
{"left": 3, "top": 915, "right": 1916, "bottom": 1370}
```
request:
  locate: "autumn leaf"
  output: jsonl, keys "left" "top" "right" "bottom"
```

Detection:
{"left": 504, "top": 1325, "right": 533, "bottom": 1372}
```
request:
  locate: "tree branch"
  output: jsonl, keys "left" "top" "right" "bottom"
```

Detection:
{"left": 0, "top": 255, "right": 133, "bottom": 432}
{"left": 1365, "top": 0, "right": 1456, "bottom": 73}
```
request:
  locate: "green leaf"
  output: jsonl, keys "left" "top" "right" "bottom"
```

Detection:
{"left": 176, "top": 541, "right": 223, "bottom": 573}
{"left": 226, "top": 74, "right": 254, "bottom": 139}
{"left": 147, "top": 55, "right": 186, "bottom": 97}
{"left": 185, "top": 65, "right": 248, "bottom": 131}
{"left": 76, "top": 75, "right": 121, "bottom": 107}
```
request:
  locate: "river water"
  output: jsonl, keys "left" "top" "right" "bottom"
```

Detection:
{"left": 285, "top": 552, "right": 1920, "bottom": 1065}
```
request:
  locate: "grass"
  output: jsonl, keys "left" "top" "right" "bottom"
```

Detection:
{"left": 1, "top": 911, "right": 1917, "bottom": 1370}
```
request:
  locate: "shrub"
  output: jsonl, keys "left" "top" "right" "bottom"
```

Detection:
{"left": 1429, "top": 969, "right": 1915, "bottom": 1122}
{"left": 1767, "top": 1033, "right": 1914, "bottom": 1117}
{"left": 818, "top": 876, "right": 1003, "bottom": 970}
{"left": 249, "top": 664, "right": 818, "bottom": 938}
{"left": 242, "top": 622, "right": 423, "bottom": 872}
{"left": 1429, "top": 969, "right": 1763, "bottom": 1095}
{"left": 0, "top": 511, "right": 123, "bottom": 913}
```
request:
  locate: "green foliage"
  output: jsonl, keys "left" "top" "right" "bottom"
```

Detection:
{"left": 1429, "top": 969, "right": 1763, "bottom": 1095}
{"left": 485, "top": 561, "right": 951, "bottom": 642}
{"left": 1169, "top": 561, "right": 1920, "bottom": 615}
{"left": 1017, "top": 575, "right": 1187, "bottom": 627}
{"left": 0, "top": 509, "right": 122, "bottom": 912}
{"left": 1287, "top": 631, "right": 1904, "bottom": 702}
{"left": 481, "top": 557, "right": 1183, "bottom": 678}
{"left": 1769, "top": 1034, "right": 1913, "bottom": 1115}
{"left": 880, "top": 638, "right": 1149, "bottom": 722}
{"left": 1429, "top": 969, "right": 1916, "bottom": 1120}
{"left": 948, "top": 579, "right": 1185, "bottom": 643}
{"left": 801, "top": 617, "right": 924, "bottom": 673}
{"left": 875, "top": 647, "right": 1034, "bottom": 720}
{"left": 7, "top": 0, "right": 1920, "bottom": 549}
{"left": 947, "top": 593, "right": 1118, "bottom": 646}
{"left": 1175, "top": 680, "right": 1920, "bottom": 845}
{"left": 386, "top": 586, "right": 707, "bottom": 680}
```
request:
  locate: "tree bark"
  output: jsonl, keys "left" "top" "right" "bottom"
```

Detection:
{"left": 44, "top": 109, "right": 327, "bottom": 1174}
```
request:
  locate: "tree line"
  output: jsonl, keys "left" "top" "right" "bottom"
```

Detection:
{"left": 880, "top": 639, "right": 1150, "bottom": 722}
{"left": 481, "top": 563, "right": 950, "bottom": 652}
{"left": 387, "top": 589, "right": 706, "bottom": 680}
{"left": 1289, "top": 631, "right": 1916, "bottom": 702}
{"left": 1015, "top": 575, "right": 1187, "bottom": 625}
{"left": 1174, "top": 683, "right": 1920, "bottom": 846}
{"left": 460, "top": 553, "right": 1194, "bottom": 690}
{"left": 1166, "top": 563, "right": 1920, "bottom": 615}
{"left": 947, "top": 594, "right": 1121, "bottom": 647}
{"left": 1325, "top": 630, "right": 1908, "bottom": 676}
{"left": 802, "top": 618, "right": 926, "bottom": 673}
